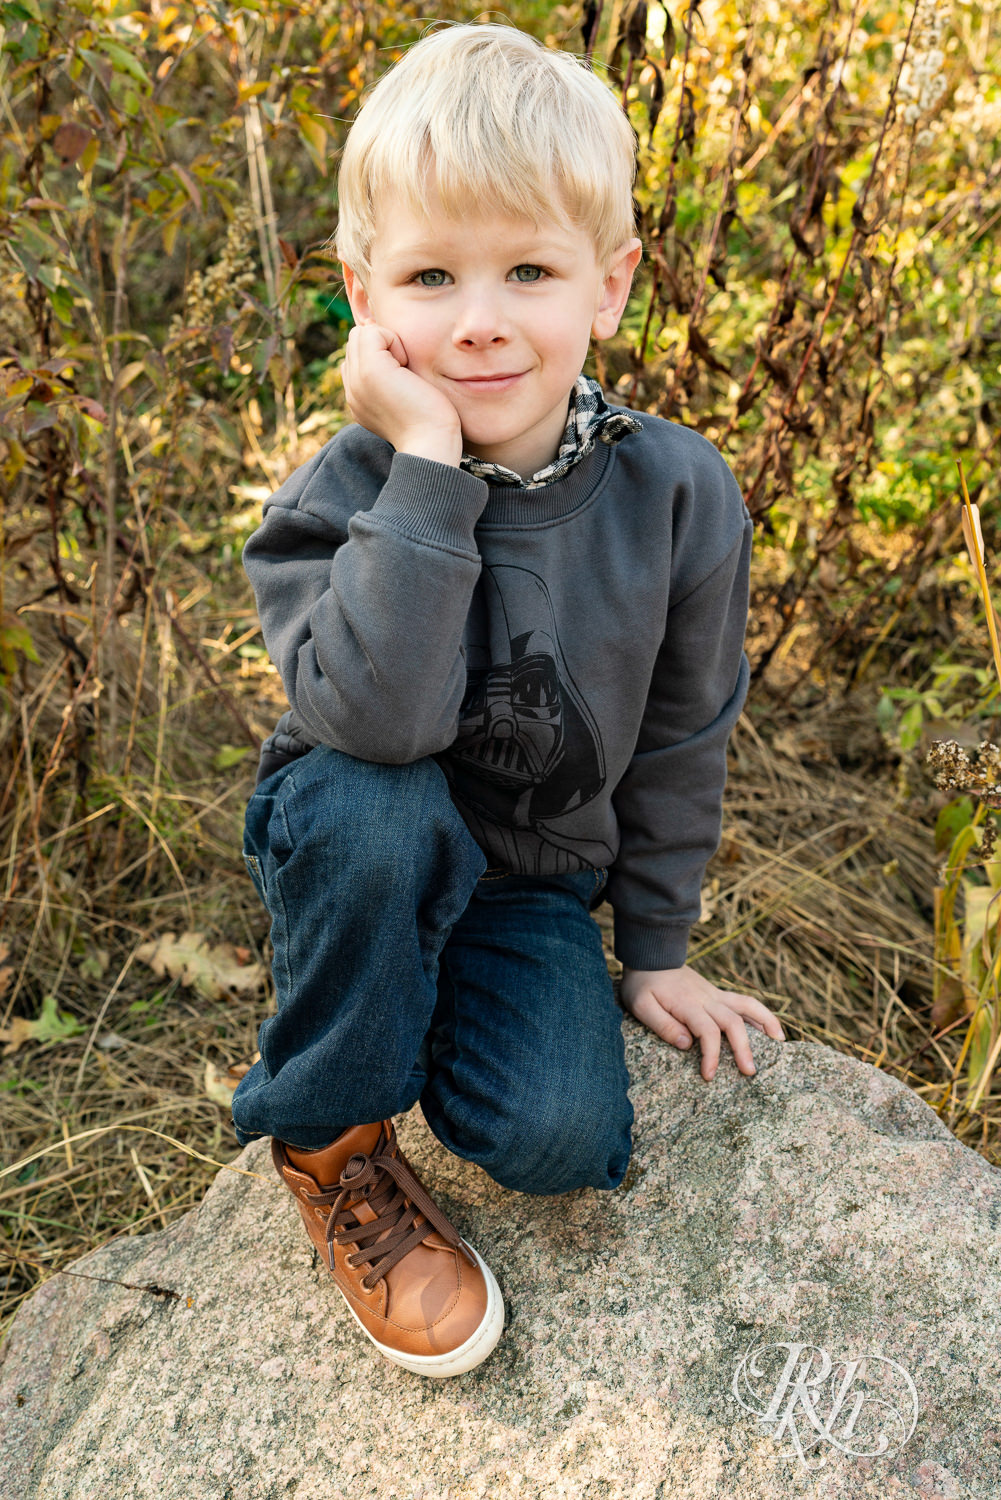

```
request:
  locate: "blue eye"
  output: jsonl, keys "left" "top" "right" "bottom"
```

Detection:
{"left": 513, "top": 265, "right": 544, "bottom": 282}
{"left": 415, "top": 269, "right": 448, "bottom": 287}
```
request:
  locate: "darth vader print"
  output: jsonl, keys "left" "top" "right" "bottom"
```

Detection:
{"left": 437, "top": 565, "right": 612, "bottom": 871}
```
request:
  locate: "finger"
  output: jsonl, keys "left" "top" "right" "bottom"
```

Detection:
{"left": 756, "top": 1017, "right": 787, "bottom": 1040}
{"left": 719, "top": 992, "right": 787, "bottom": 1044}
{"left": 718, "top": 1013, "right": 759, "bottom": 1077}
{"left": 683, "top": 1017, "right": 721, "bottom": 1081}
{"left": 668, "top": 996, "right": 743, "bottom": 1081}
{"left": 744, "top": 1006, "right": 786, "bottom": 1042}
{"left": 384, "top": 328, "right": 409, "bottom": 366}
{"left": 642, "top": 995, "right": 722, "bottom": 1077}
{"left": 622, "top": 991, "right": 697, "bottom": 1051}
{"left": 358, "top": 322, "right": 408, "bottom": 366}
{"left": 341, "top": 364, "right": 355, "bottom": 413}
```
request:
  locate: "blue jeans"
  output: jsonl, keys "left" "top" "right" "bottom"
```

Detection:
{"left": 231, "top": 745, "right": 634, "bottom": 1195}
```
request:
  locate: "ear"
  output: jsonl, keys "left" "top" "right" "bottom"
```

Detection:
{"left": 341, "top": 263, "right": 374, "bottom": 326}
{"left": 592, "top": 237, "right": 644, "bottom": 341}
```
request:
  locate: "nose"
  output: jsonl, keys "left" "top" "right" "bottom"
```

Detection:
{"left": 451, "top": 285, "right": 512, "bottom": 348}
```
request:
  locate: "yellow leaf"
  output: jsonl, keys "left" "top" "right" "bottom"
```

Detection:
{"left": 237, "top": 80, "right": 270, "bottom": 103}
{"left": 135, "top": 931, "right": 265, "bottom": 1000}
{"left": 205, "top": 1060, "right": 236, "bottom": 1107}
{"left": 960, "top": 501, "right": 985, "bottom": 571}
{"left": 967, "top": 1007, "right": 993, "bottom": 1084}
{"left": 3, "top": 438, "right": 28, "bottom": 487}
{"left": 267, "top": 353, "right": 290, "bottom": 392}
{"left": 0, "top": 1017, "right": 37, "bottom": 1056}
{"left": 295, "top": 112, "right": 328, "bottom": 174}
{"left": 205, "top": 1057, "right": 257, "bottom": 1107}
{"left": 959, "top": 881, "right": 1001, "bottom": 1005}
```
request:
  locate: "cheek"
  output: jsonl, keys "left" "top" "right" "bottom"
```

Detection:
{"left": 395, "top": 319, "right": 443, "bottom": 372}
{"left": 543, "top": 326, "right": 592, "bottom": 369}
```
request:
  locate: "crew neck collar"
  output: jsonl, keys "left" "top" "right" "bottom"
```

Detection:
{"left": 477, "top": 425, "right": 621, "bottom": 527}
{"left": 460, "top": 374, "right": 642, "bottom": 492}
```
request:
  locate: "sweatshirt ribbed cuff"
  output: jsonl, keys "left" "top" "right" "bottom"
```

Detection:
{"left": 368, "top": 452, "right": 489, "bottom": 554}
{"left": 613, "top": 919, "right": 691, "bottom": 972}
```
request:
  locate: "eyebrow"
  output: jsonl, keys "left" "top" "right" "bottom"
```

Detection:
{"left": 383, "top": 240, "right": 576, "bottom": 267}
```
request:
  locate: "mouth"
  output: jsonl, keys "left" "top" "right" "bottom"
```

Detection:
{"left": 449, "top": 372, "right": 526, "bottom": 391}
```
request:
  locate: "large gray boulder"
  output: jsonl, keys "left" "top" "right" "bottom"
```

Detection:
{"left": 2, "top": 1023, "right": 999, "bottom": 1500}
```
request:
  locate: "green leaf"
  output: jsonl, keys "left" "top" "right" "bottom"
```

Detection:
{"left": 37, "top": 994, "right": 86, "bottom": 1040}
{"left": 213, "top": 745, "right": 251, "bottom": 770}
{"left": 48, "top": 282, "right": 75, "bottom": 325}
{"left": 0, "top": 994, "right": 85, "bottom": 1054}
{"left": 935, "top": 797, "right": 974, "bottom": 856}
{"left": 876, "top": 692, "right": 896, "bottom": 734}
{"left": 94, "top": 38, "right": 151, "bottom": 87}
{"left": 899, "top": 701, "right": 923, "bottom": 751}
{"left": 0, "top": 618, "right": 40, "bottom": 680}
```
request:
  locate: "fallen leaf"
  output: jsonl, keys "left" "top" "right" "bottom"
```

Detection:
{"left": 698, "top": 876, "right": 721, "bottom": 924}
{"left": 205, "top": 1060, "right": 237, "bottom": 1107}
{"left": 135, "top": 931, "right": 265, "bottom": 999}
{"left": 79, "top": 948, "right": 110, "bottom": 981}
{"left": 0, "top": 994, "right": 86, "bottom": 1055}
{"left": 97, "top": 1031, "right": 129, "bottom": 1051}
{"left": 204, "top": 1057, "right": 257, "bottom": 1107}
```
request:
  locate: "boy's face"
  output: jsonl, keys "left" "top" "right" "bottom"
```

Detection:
{"left": 341, "top": 183, "right": 642, "bottom": 482}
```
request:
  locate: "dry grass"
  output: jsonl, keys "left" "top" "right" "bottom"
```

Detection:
{"left": 689, "top": 704, "right": 973, "bottom": 1131}
{"left": 0, "top": 574, "right": 280, "bottom": 1339}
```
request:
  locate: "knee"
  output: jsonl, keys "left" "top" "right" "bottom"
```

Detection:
{"left": 285, "top": 744, "right": 449, "bottom": 817}
{"left": 442, "top": 1087, "right": 634, "bottom": 1196}
{"left": 267, "top": 746, "right": 472, "bottom": 864}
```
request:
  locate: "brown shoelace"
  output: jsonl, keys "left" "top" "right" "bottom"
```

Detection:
{"left": 303, "top": 1125, "right": 475, "bottom": 1291}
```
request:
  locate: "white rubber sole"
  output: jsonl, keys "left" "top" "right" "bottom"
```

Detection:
{"left": 337, "top": 1240, "right": 505, "bottom": 1378}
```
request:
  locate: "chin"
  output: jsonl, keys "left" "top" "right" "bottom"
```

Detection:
{"left": 461, "top": 427, "right": 519, "bottom": 453}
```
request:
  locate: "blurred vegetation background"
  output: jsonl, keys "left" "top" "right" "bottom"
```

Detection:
{"left": 1, "top": 0, "right": 1000, "bottom": 1332}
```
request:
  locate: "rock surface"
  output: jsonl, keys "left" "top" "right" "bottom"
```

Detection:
{"left": 2, "top": 1023, "right": 1000, "bottom": 1500}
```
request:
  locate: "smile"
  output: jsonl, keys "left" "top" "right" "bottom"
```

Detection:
{"left": 449, "top": 373, "right": 526, "bottom": 392}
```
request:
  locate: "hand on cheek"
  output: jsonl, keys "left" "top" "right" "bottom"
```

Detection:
{"left": 341, "top": 323, "right": 463, "bottom": 460}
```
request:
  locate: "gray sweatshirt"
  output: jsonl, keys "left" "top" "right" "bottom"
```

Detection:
{"left": 242, "top": 404, "right": 752, "bottom": 971}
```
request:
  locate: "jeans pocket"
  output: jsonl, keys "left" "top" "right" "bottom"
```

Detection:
{"left": 590, "top": 865, "right": 609, "bottom": 909}
{"left": 243, "top": 850, "right": 266, "bottom": 904}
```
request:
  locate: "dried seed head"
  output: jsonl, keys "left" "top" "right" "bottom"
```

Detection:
{"left": 927, "top": 739, "right": 1001, "bottom": 808}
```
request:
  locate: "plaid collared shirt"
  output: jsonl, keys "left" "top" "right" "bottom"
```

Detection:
{"left": 458, "top": 374, "right": 642, "bottom": 489}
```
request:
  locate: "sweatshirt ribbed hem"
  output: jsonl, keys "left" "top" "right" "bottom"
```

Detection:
{"left": 368, "top": 452, "right": 489, "bottom": 553}
{"left": 613, "top": 920, "right": 691, "bottom": 972}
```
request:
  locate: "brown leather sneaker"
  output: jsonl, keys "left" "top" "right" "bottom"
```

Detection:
{"left": 272, "top": 1119, "right": 504, "bottom": 1377}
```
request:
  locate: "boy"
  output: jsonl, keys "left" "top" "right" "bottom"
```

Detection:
{"left": 232, "top": 21, "right": 785, "bottom": 1379}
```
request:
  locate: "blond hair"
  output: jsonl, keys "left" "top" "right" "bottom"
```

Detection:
{"left": 333, "top": 21, "right": 638, "bottom": 281}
